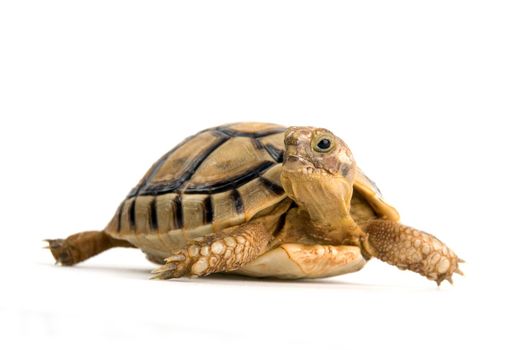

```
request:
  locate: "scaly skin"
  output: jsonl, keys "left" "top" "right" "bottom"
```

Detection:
{"left": 151, "top": 222, "right": 272, "bottom": 279}
{"left": 282, "top": 126, "right": 464, "bottom": 285}
{"left": 363, "top": 220, "right": 464, "bottom": 285}
{"left": 45, "top": 231, "right": 134, "bottom": 266}
{"left": 45, "top": 124, "right": 463, "bottom": 285}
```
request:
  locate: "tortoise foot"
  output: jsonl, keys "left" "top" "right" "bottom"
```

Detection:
{"left": 151, "top": 222, "right": 272, "bottom": 280}
{"left": 364, "top": 219, "right": 465, "bottom": 286}
{"left": 44, "top": 239, "right": 76, "bottom": 266}
{"left": 150, "top": 252, "right": 193, "bottom": 280}
{"left": 45, "top": 231, "right": 134, "bottom": 266}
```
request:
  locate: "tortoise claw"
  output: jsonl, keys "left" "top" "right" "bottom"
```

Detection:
{"left": 150, "top": 255, "right": 191, "bottom": 280}
{"left": 43, "top": 239, "right": 64, "bottom": 249}
{"left": 435, "top": 275, "right": 447, "bottom": 286}
{"left": 435, "top": 275, "right": 453, "bottom": 286}
{"left": 433, "top": 261, "right": 465, "bottom": 286}
{"left": 150, "top": 270, "right": 176, "bottom": 280}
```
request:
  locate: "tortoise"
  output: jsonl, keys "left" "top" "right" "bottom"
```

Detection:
{"left": 46, "top": 122, "right": 463, "bottom": 285}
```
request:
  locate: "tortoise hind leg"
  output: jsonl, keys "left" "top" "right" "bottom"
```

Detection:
{"left": 45, "top": 231, "right": 135, "bottom": 266}
{"left": 151, "top": 222, "right": 272, "bottom": 279}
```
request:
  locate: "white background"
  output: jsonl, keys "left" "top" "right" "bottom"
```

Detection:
{"left": 1, "top": 1, "right": 524, "bottom": 349}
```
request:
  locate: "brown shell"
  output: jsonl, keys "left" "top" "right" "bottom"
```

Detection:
{"left": 354, "top": 167, "right": 400, "bottom": 222}
{"left": 105, "top": 123, "right": 288, "bottom": 257}
{"left": 105, "top": 122, "right": 398, "bottom": 257}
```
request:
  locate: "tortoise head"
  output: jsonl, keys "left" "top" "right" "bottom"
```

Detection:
{"left": 281, "top": 126, "right": 358, "bottom": 243}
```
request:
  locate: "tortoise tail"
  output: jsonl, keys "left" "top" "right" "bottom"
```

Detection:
{"left": 45, "top": 230, "right": 135, "bottom": 266}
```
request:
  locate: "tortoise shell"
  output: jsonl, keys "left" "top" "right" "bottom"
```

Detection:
{"left": 105, "top": 122, "right": 398, "bottom": 258}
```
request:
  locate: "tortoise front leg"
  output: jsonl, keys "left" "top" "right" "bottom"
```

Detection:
{"left": 362, "top": 220, "right": 464, "bottom": 285}
{"left": 151, "top": 222, "right": 272, "bottom": 279}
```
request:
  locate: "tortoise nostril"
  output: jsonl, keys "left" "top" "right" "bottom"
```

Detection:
{"left": 284, "top": 136, "right": 299, "bottom": 146}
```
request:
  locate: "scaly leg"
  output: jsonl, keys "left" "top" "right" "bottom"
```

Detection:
{"left": 45, "top": 231, "right": 135, "bottom": 266}
{"left": 363, "top": 220, "right": 464, "bottom": 285}
{"left": 151, "top": 222, "right": 272, "bottom": 279}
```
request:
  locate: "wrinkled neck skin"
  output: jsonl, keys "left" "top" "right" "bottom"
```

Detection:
{"left": 281, "top": 151, "right": 364, "bottom": 245}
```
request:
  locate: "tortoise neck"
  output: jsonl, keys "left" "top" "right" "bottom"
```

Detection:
{"left": 307, "top": 211, "right": 363, "bottom": 245}
{"left": 280, "top": 160, "right": 366, "bottom": 244}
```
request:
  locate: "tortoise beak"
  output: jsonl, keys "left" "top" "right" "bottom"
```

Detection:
{"left": 283, "top": 154, "right": 306, "bottom": 166}
{"left": 282, "top": 151, "right": 312, "bottom": 173}
{"left": 284, "top": 154, "right": 301, "bottom": 163}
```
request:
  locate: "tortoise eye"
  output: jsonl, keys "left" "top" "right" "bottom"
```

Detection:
{"left": 313, "top": 135, "right": 334, "bottom": 153}
{"left": 317, "top": 138, "right": 331, "bottom": 150}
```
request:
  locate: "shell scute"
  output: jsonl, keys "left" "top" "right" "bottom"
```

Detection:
{"left": 186, "top": 136, "right": 276, "bottom": 191}
{"left": 354, "top": 167, "right": 399, "bottom": 221}
{"left": 108, "top": 123, "right": 288, "bottom": 256}
{"left": 106, "top": 122, "right": 398, "bottom": 259}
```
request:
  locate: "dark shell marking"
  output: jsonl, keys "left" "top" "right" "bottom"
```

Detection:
{"left": 109, "top": 124, "right": 288, "bottom": 243}
{"left": 104, "top": 122, "right": 390, "bottom": 260}
{"left": 127, "top": 127, "right": 285, "bottom": 197}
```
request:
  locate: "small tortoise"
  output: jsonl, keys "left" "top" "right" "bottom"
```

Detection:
{"left": 46, "top": 123, "right": 463, "bottom": 284}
